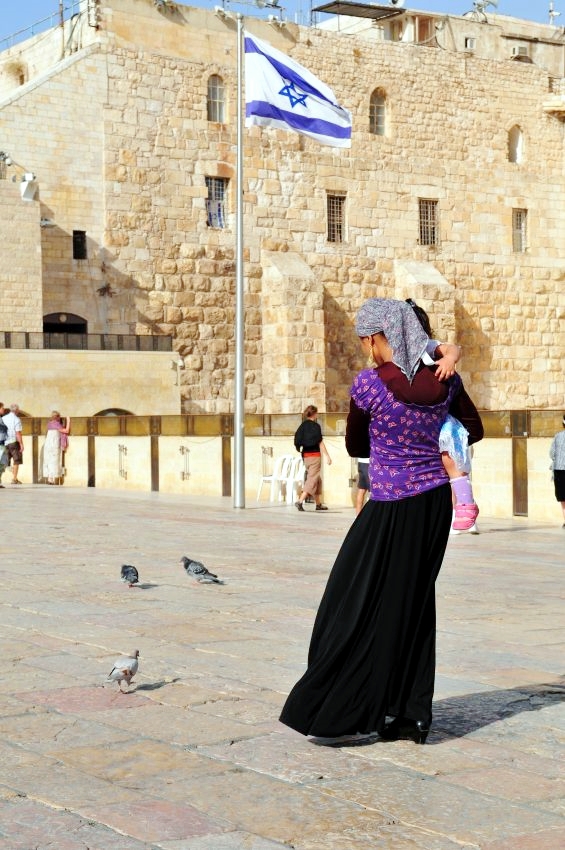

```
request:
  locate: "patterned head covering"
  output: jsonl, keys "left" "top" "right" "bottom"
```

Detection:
{"left": 355, "top": 297, "right": 428, "bottom": 382}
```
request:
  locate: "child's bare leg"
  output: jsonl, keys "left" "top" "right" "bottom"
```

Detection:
{"left": 442, "top": 452, "right": 479, "bottom": 531}
{"left": 441, "top": 452, "right": 460, "bottom": 480}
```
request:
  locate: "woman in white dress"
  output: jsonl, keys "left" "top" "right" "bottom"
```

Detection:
{"left": 42, "top": 411, "right": 71, "bottom": 484}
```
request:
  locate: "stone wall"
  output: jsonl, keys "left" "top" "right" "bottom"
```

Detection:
{"left": 0, "top": 0, "right": 564, "bottom": 416}
{"left": 0, "top": 181, "right": 42, "bottom": 331}
{"left": 0, "top": 349, "right": 182, "bottom": 417}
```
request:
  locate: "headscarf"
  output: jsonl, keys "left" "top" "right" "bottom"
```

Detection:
{"left": 355, "top": 297, "right": 428, "bottom": 382}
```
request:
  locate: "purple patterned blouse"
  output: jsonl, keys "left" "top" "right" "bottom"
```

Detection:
{"left": 350, "top": 368, "right": 461, "bottom": 501}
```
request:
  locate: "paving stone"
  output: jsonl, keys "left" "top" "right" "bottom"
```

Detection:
{"left": 315, "top": 761, "right": 565, "bottom": 844}
{"left": 83, "top": 799, "right": 227, "bottom": 842}
{"left": 158, "top": 832, "right": 289, "bottom": 850}
{"left": 0, "top": 488, "right": 564, "bottom": 849}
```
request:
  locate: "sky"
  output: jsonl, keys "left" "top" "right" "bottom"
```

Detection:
{"left": 0, "top": 0, "right": 553, "bottom": 45}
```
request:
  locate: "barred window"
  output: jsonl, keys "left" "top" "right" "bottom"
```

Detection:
{"left": 205, "top": 177, "right": 228, "bottom": 228}
{"left": 207, "top": 75, "right": 225, "bottom": 123}
{"left": 369, "top": 89, "right": 386, "bottom": 136}
{"left": 512, "top": 208, "right": 527, "bottom": 252}
{"left": 418, "top": 199, "right": 439, "bottom": 246}
{"left": 327, "top": 193, "right": 346, "bottom": 243}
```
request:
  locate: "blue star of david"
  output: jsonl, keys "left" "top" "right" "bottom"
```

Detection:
{"left": 279, "top": 81, "right": 308, "bottom": 109}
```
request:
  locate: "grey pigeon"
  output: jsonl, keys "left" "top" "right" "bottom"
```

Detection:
{"left": 120, "top": 564, "right": 139, "bottom": 587}
{"left": 107, "top": 650, "right": 140, "bottom": 692}
{"left": 181, "top": 556, "right": 223, "bottom": 584}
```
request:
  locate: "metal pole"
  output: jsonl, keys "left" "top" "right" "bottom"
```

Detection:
{"left": 60, "top": 0, "right": 65, "bottom": 58}
{"left": 233, "top": 13, "right": 245, "bottom": 508}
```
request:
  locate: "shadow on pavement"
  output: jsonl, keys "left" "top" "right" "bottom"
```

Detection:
{"left": 431, "top": 676, "right": 565, "bottom": 742}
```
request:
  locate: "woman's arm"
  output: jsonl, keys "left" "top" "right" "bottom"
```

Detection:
{"left": 319, "top": 439, "right": 332, "bottom": 465}
{"left": 449, "top": 386, "right": 483, "bottom": 445}
{"left": 345, "top": 398, "right": 371, "bottom": 458}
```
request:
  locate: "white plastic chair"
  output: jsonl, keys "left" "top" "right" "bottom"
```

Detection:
{"left": 256, "top": 453, "right": 293, "bottom": 502}
{"left": 269, "top": 454, "right": 294, "bottom": 502}
{"left": 285, "top": 456, "right": 306, "bottom": 504}
{"left": 256, "top": 446, "right": 274, "bottom": 501}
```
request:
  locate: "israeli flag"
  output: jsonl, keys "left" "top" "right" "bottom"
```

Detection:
{"left": 244, "top": 33, "right": 352, "bottom": 149}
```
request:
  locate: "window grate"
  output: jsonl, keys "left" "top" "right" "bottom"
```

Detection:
{"left": 418, "top": 199, "right": 439, "bottom": 246}
{"left": 205, "top": 177, "right": 228, "bottom": 228}
{"left": 512, "top": 208, "right": 527, "bottom": 252}
{"left": 327, "top": 193, "right": 345, "bottom": 243}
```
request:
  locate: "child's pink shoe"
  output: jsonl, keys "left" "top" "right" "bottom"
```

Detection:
{"left": 452, "top": 503, "right": 479, "bottom": 531}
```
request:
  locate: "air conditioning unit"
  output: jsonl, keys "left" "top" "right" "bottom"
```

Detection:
{"left": 512, "top": 45, "right": 529, "bottom": 57}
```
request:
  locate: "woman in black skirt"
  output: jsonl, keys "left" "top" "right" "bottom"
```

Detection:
{"left": 550, "top": 415, "right": 565, "bottom": 527}
{"left": 279, "top": 298, "right": 483, "bottom": 745}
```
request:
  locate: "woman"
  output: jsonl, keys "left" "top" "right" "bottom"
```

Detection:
{"left": 42, "top": 411, "right": 70, "bottom": 485}
{"left": 280, "top": 298, "right": 483, "bottom": 744}
{"left": 549, "top": 414, "right": 565, "bottom": 527}
{"left": 293, "top": 405, "right": 332, "bottom": 512}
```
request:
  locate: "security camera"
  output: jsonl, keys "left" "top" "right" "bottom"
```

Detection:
{"left": 390, "top": 0, "right": 405, "bottom": 6}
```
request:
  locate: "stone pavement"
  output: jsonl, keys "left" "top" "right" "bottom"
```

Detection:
{"left": 0, "top": 486, "right": 564, "bottom": 850}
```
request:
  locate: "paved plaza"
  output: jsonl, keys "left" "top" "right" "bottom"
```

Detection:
{"left": 0, "top": 486, "right": 564, "bottom": 849}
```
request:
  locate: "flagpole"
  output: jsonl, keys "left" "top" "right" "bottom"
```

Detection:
{"left": 233, "top": 12, "right": 245, "bottom": 509}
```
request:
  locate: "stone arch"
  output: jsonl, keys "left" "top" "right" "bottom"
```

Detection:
{"left": 2, "top": 59, "right": 28, "bottom": 87}
{"left": 43, "top": 312, "right": 87, "bottom": 334}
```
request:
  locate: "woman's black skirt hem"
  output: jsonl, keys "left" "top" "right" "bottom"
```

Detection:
{"left": 279, "top": 484, "right": 452, "bottom": 738}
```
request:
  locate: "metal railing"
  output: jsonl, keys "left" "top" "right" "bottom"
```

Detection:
{"left": 0, "top": 332, "right": 172, "bottom": 351}
{"left": 0, "top": 1, "right": 84, "bottom": 51}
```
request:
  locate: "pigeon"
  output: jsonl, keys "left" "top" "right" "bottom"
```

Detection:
{"left": 107, "top": 650, "right": 140, "bottom": 692}
{"left": 181, "top": 556, "right": 223, "bottom": 584}
{"left": 120, "top": 564, "right": 139, "bottom": 587}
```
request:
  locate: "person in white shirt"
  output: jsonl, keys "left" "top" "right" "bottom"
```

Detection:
{"left": 549, "top": 414, "right": 565, "bottom": 527}
{"left": 2, "top": 403, "right": 24, "bottom": 485}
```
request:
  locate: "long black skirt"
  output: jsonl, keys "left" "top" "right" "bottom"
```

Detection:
{"left": 554, "top": 469, "right": 565, "bottom": 502}
{"left": 279, "top": 484, "right": 452, "bottom": 738}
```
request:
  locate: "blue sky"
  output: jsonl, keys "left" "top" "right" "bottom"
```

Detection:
{"left": 0, "top": 1, "right": 552, "bottom": 44}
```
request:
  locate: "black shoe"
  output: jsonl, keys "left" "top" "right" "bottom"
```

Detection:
{"left": 315, "top": 504, "right": 328, "bottom": 511}
{"left": 380, "top": 717, "right": 429, "bottom": 744}
{"left": 295, "top": 501, "right": 304, "bottom": 512}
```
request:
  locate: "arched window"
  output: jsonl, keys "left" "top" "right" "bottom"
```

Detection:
{"left": 369, "top": 89, "right": 386, "bottom": 136}
{"left": 207, "top": 74, "right": 225, "bottom": 123}
{"left": 508, "top": 125, "right": 523, "bottom": 163}
{"left": 43, "top": 312, "right": 87, "bottom": 334}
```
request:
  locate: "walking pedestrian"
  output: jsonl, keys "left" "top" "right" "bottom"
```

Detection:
{"left": 549, "top": 414, "right": 565, "bottom": 527}
{"left": 293, "top": 405, "right": 332, "bottom": 512}
{"left": 2, "top": 403, "right": 24, "bottom": 485}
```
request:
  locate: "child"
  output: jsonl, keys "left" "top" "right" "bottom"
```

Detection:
{"left": 406, "top": 299, "right": 480, "bottom": 533}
